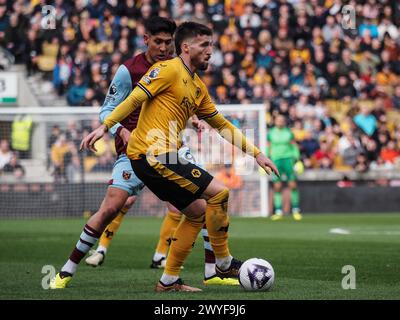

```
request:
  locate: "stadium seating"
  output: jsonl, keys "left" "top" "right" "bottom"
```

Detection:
{"left": 0, "top": 0, "right": 399, "bottom": 174}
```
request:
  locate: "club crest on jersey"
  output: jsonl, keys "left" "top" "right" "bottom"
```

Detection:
{"left": 149, "top": 68, "right": 160, "bottom": 79}
{"left": 109, "top": 84, "right": 117, "bottom": 95}
{"left": 191, "top": 169, "right": 201, "bottom": 178}
{"left": 142, "top": 76, "right": 151, "bottom": 85}
{"left": 195, "top": 87, "right": 201, "bottom": 98}
{"left": 122, "top": 170, "right": 131, "bottom": 180}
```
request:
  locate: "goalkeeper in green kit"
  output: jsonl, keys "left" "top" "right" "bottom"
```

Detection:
{"left": 267, "top": 114, "right": 302, "bottom": 221}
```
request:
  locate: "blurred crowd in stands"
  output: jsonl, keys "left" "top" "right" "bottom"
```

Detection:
{"left": 46, "top": 119, "right": 115, "bottom": 181}
{"left": 0, "top": 0, "right": 399, "bottom": 177}
{"left": 0, "top": 139, "right": 26, "bottom": 178}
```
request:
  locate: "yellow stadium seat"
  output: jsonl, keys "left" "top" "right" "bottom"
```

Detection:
{"left": 37, "top": 42, "right": 59, "bottom": 72}
{"left": 37, "top": 55, "right": 57, "bottom": 72}
{"left": 42, "top": 42, "right": 59, "bottom": 57}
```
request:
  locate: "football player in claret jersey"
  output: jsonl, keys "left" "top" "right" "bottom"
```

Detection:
{"left": 81, "top": 22, "right": 279, "bottom": 292}
{"left": 84, "top": 16, "right": 177, "bottom": 269}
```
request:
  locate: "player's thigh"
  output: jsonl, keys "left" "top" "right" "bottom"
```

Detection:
{"left": 200, "top": 177, "right": 227, "bottom": 201}
{"left": 181, "top": 199, "right": 207, "bottom": 219}
{"left": 130, "top": 153, "right": 212, "bottom": 213}
{"left": 285, "top": 161, "right": 298, "bottom": 186}
{"left": 110, "top": 154, "right": 145, "bottom": 198}
{"left": 101, "top": 186, "right": 130, "bottom": 213}
{"left": 272, "top": 158, "right": 294, "bottom": 184}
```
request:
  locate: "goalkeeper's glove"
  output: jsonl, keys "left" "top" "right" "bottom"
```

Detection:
{"left": 294, "top": 160, "right": 304, "bottom": 175}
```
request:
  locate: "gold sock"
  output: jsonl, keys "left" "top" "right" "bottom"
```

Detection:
{"left": 164, "top": 214, "right": 204, "bottom": 276}
{"left": 205, "top": 188, "right": 231, "bottom": 258}
{"left": 155, "top": 210, "right": 182, "bottom": 255}
{"left": 99, "top": 207, "right": 128, "bottom": 249}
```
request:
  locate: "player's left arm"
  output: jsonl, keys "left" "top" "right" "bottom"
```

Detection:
{"left": 103, "top": 62, "right": 176, "bottom": 130}
{"left": 291, "top": 139, "right": 300, "bottom": 161}
{"left": 197, "top": 92, "right": 279, "bottom": 176}
{"left": 288, "top": 129, "right": 300, "bottom": 161}
{"left": 190, "top": 114, "right": 206, "bottom": 132}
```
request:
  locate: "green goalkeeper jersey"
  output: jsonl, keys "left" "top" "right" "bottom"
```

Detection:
{"left": 267, "top": 127, "right": 298, "bottom": 161}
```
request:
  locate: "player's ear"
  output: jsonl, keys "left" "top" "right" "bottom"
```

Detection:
{"left": 182, "top": 42, "right": 190, "bottom": 54}
{"left": 144, "top": 33, "right": 150, "bottom": 45}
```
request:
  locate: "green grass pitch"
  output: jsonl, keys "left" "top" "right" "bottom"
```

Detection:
{"left": 0, "top": 214, "right": 399, "bottom": 300}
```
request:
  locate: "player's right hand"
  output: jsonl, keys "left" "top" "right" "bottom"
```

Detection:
{"left": 255, "top": 153, "right": 280, "bottom": 177}
{"left": 80, "top": 124, "right": 108, "bottom": 153}
{"left": 118, "top": 127, "right": 131, "bottom": 145}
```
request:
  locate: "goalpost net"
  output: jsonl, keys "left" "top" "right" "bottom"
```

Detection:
{"left": 0, "top": 105, "right": 268, "bottom": 218}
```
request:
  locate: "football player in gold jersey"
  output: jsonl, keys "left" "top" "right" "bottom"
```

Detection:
{"left": 81, "top": 22, "right": 279, "bottom": 292}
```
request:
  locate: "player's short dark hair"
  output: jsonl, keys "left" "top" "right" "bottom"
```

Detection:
{"left": 175, "top": 22, "right": 213, "bottom": 55}
{"left": 144, "top": 16, "right": 176, "bottom": 36}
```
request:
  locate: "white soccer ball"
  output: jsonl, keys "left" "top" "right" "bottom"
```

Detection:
{"left": 239, "top": 258, "right": 275, "bottom": 291}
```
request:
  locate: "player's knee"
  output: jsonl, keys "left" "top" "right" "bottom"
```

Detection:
{"left": 187, "top": 212, "right": 205, "bottom": 224}
{"left": 207, "top": 187, "right": 229, "bottom": 206}
{"left": 288, "top": 181, "right": 297, "bottom": 189}
{"left": 273, "top": 183, "right": 282, "bottom": 192}
{"left": 100, "top": 205, "right": 120, "bottom": 219}
{"left": 182, "top": 199, "right": 205, "bottom": 220}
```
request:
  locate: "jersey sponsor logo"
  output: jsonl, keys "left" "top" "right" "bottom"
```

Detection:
{"left": 122, "top": 170, "right": 131, "bottom": 180}
{"left": 105, "top": 95, "right": 115, "bottom": 103}
{"left": 183, "top": 79, "right": 188, "bottom": 85}
{"left": 195, "top": 87, "right": 201, "bottom": 98}
{"left": 142, "top": 76, "right": 151, "bottom": 85}
{"left": 191, "top": 169, "right": 201, "bottom": 178}
{"left": 109, "top": 84, "right": 117, "bottom": 95}
{"left": 159, "top": 63, "right": 167, "bottom": 67}
{"left": 180, "top": 96, "right": 196, "bottom": 110}
{"left": 148, "top": 67, "right": 160, "bottom": 79}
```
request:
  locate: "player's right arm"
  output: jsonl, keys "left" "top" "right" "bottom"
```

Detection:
{"left": 80, "top": 62, "right": 176, "bottom": 152}
{"left": 80, "top": 86, "right": 148, "bottom": 152}
{"left": 99, "top": 65, "right": 133, "bottom": 142}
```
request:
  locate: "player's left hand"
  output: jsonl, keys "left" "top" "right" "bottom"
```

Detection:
{"left": 118, "top": 127, "right": 131, "bottom": 145}
{"left": 80, "top": 124, "right": 108, "bottom": 153}
{"left": 256, "top": 153, "right": 280, "bottom": 177}
{"left": 191, "top": 117, "right": 206, "bottom": 132}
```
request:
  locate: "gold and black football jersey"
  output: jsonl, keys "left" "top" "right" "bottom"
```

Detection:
{"left": 103, "top": 56, "right": 260, "bottom": 160}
